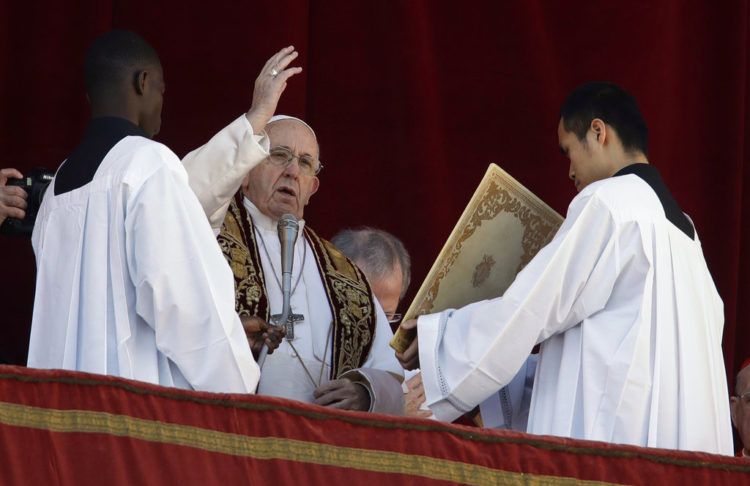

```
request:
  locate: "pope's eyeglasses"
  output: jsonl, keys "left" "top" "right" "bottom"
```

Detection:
{"left": 267, "top": 146, "right": 323, "bottom": 176}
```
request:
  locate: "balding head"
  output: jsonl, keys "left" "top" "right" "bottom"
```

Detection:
{"left": 331, "top": 227, "right": 411, "bottom": 319}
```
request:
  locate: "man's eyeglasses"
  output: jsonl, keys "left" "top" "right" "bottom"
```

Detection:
{"left": 268, "top": 146, "right": 323, "bottom": 177}
{"left": 385, "top": 312, "right": 402, "bottom": 324}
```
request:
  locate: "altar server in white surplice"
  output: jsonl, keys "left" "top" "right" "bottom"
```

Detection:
{"left": 28, "top": 31, "right": 301, "bottom": 393}
{"left": 397, "top": 82, "right": 734, "bottom": 454}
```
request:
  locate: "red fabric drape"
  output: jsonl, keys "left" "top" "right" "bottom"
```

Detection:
{"left": 1, "top": 0, "right": 748, "bottom": 424}
{"left": 1, "top": 366, "right": 748, "bottom": 485}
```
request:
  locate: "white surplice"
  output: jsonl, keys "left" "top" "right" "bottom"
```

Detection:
{"left": 28, "top": 135, "right": 259, "bottom": 393}
{"left": 418, "top": 173, "right": 734, "bottom": 454}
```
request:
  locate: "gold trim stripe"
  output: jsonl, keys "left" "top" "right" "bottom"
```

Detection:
{"left": 3, "top": 371, "right": 748, "bottom": 474}
{"left": 0, "top": 401, "right": 619, "bottom": 486}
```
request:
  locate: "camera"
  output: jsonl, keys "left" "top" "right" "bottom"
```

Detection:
{"left": 0, "top": 168, "right": 55, "bottom": 237}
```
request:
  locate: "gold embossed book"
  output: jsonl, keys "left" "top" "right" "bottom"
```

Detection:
{"left": 390, "top": 164, "right": 564, "bottom": 353}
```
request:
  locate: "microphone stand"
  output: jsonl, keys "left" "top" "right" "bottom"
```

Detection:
{"left": 256, "top": 214, "right": 298, "bottom": 369}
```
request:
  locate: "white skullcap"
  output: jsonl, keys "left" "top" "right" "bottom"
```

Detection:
{"left": 268, "top": 114, "right": 317, "bottom": 141}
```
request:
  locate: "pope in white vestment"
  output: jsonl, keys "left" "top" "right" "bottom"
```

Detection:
{"left": 183, "top": 115, "right": 405, "bottom": 413}
{"left": 29, "top": 119, "right": 259, "bottom": 393}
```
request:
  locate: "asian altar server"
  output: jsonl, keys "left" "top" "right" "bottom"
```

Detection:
{"left": 397, "top": 82, "right": 733, "bottom": 455}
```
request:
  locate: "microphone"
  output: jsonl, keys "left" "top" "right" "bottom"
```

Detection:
{"left": 278, "top": 213, "right": 300, "bottom": 321}
{"left": 257, "top": 213, "right": 299, "bottom": 369}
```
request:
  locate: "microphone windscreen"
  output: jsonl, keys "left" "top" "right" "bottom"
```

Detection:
{"left": 279, "top": 213, "right": 298, "bottom": 227}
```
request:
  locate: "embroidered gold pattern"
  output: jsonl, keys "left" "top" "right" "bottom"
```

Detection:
{"left": 305, "top": 229, "right": 375, "bottom": 377}
{"left": 219, "top": 193, "right": 375, "bottom": 378}
{"left": 415, "top": 168, "right": 562, "bottom": 316}
{"left": 471, "top": 255, "right": 496, "bottom": 288}
{"left": 217, "top": 196, "right": 269, "bottom": 320}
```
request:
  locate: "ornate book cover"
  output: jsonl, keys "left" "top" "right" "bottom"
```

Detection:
{"left": 390, "top": 164, "right": 564, "bottom": 353}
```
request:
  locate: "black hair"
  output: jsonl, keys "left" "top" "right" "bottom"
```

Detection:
{"left": 560, "top": 82, "right": 648, "bottom": 156}
{"left": 84, "top": 30, "right": 161, "bottom": 103}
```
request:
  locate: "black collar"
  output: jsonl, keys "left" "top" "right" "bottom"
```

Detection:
{"left": 613, "top": 163, "right": 695, "bottom": 239}
{"left": 54, "top": 117, "right": 147, "bottom": 195}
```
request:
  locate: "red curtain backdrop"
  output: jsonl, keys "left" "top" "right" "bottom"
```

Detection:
{"left": 1, "top": 1, "right": 748, "bottom": 388}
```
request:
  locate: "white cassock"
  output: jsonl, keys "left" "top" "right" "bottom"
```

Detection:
{"left": 29, "top": 134, "right": 259, "bottom": 393}
{"left": 418, "top": 173, "right": 734, "bottom": 454}
{"left": 183, "top": 115, "right": 404, "bottom": 413}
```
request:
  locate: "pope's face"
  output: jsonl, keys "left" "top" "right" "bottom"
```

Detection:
{"left": 243, "top": 120, "right": 319, "bottom": 220}
{"left": 558, "top": 118, "right": 610, "bottom": 192}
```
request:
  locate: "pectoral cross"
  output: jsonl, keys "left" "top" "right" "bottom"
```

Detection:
{"left": 271, "top": 312, "right": 305, "bottom": 340}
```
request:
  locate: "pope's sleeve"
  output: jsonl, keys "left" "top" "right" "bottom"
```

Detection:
{"left": 181, "top": 114, "right": 270, "bottom": 233}
{"left": 125, "top": 145, "right": 260, "bottom": 393}
{"left": 347, "top": 298, "right": 405, "bottom": 414}
{"left": 419, "top": 192, "right": 631, "bottom": 421}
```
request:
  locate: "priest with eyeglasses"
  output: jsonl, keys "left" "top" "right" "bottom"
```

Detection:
{"left": 183, "top": 113, "right": 404, "bottom": 413}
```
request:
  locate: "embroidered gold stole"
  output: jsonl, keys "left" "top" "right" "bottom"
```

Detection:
{"left": 218, "top": 193, "right": 376, "bottom": 378}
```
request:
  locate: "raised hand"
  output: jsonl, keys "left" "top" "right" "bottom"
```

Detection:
{"left": 245, "top": 46, "right": 303, "bottom": 134}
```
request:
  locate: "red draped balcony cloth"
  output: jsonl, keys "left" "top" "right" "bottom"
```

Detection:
{"left": 0, "top": 365, "right": 747, "bottom": 485}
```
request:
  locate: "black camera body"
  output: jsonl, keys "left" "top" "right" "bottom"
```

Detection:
{"left": 0, "top": 168, "right": 55, "bottom": 237}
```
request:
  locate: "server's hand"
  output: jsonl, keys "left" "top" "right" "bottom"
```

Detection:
{"left": 395, "top": 319, "right": 420, "bottom": 370}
